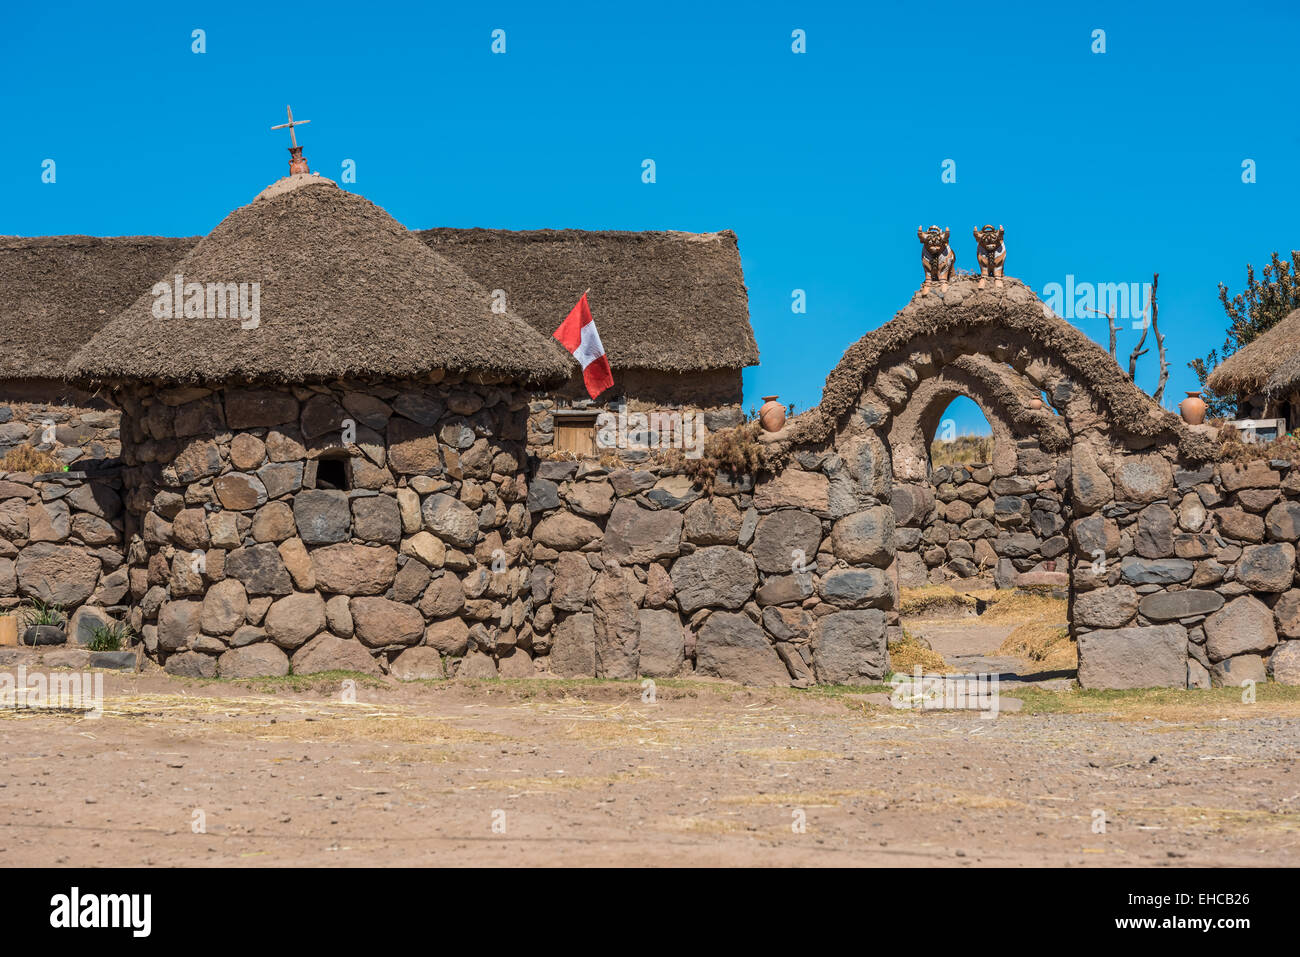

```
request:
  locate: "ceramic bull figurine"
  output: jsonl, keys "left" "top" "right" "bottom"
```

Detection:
{"left": 918, "top": 225, "right": 955, "bottom": 288}
{"left": 973, "top": 224, "right": 1006, "bottom": 287}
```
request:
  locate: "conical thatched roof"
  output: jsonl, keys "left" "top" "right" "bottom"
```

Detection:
{"left": 0, "top": 235, "right": 197, "bottom": 380}
{"left": 70, "top": 176, "right": 569, "bottom": 384}
{"left": 1205, "top": 307, "right": 1300, "bottom": 398}
{"left": 418, "top": 228, "right": 757, "bottom": 372}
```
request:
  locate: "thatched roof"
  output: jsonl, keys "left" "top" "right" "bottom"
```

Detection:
{"left": 69, "top": 176, "right": 570, "bottom": 384}
{"left": 418, "top": 228, "right": 757, "bottom": 372}
{"left": 7, "top": 204, "right": 756, "bottom": 383}
{"left": 1205, "top": 307, "right": 1300, "bottom": 397}
{"left": 783, "top": 276, "right": 1215, "bottom": 460}
{"left": 0, "top": 235, "right": 197, "bottom": 379}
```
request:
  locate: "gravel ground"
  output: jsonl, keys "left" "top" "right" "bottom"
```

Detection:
{"left": 1, "top": 667, "right": 1296, "bottom": 867}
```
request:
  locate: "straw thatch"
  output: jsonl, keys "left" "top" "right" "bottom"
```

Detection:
{"left": 418, "top": 228, "right": 757, "bottom": 372}
{"left": 1205, "top": 307, "right": 1300, "bottom": 398}
{"left": 0, "top": 235, "right": 197, "bottom": 380}
{"left": 69, "top": 176, "right": 570, "bottom": 384}
{"left": 784, "top": 277, "right": 1215, "bottom": 459}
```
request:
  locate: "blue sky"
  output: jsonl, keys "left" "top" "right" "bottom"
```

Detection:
{"left": 3, "top": 1, "right": 1297, "bottom": 435}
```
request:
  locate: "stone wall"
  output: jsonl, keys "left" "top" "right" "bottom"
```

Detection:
{"left": 1070, "top": 448, "right": 1300, "bottom": 689}
{"left": 13, "top": 365, "right": 1294, "bottom": 690}
{"left": 0, "top": 380, "right": 121, "bottom": 466}
{"left": 111, "top": 376, "right": 533, "bottom": 680}
{"left": 0, "top": 467, "right": 128, "bottom": 641}
{"left": 894, "top": 443, "right": 1069, "bottom": 587}
{"left": 0, "top": 381, "right": 129, "bottom": 643}
{"left": 525, "top": 449, "right": 896, "bottom": 686}
{"left": 92, "top": 371, "right": 898, "bottom": 686}
{"left": 527, "top": 375, "right": 745, "bottom": 464}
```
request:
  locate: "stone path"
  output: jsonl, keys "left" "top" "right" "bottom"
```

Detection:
{"left": 905, "top": 618, "right": 1075, "bottom": 689}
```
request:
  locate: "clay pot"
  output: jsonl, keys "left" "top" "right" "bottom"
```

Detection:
{"left": 1179, "top": 391, "right": 1207, "bottom": 426}
{"left": 758, "top": 395, "right": 786, "bottom": 433}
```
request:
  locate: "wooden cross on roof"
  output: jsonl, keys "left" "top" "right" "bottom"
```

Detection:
{"left": 271, "top": 105, "right": 310, "bottom": 147}
{"left": 271, "top": 105, "right": 311, "bottom": 174}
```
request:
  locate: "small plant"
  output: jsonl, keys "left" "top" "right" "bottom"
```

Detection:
{"left": 86, "top": 621, "right": 133, "bottom": 652}
{"left": 22, "top": 597, "right": 65, "bottom": 628}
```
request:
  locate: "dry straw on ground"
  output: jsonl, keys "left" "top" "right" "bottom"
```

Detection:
{"left": 888, "top": 628, "right": 951, "bottom": 673}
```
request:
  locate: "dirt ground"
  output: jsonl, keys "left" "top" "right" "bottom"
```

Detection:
{"left": 2, "top": 661, "right": 1298, "bottom": 867}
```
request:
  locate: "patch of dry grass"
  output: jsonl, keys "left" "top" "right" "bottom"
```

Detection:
{"left": 930, "top": 435, "right": 994, "bottom": 467}
{"left": 462, "top": 770, "right": 653, "bottom": 793}
{"left": 1012, "top": 683, "right": 1300, "bottom": 719}
{"left": 664, "top": 815, "right": 752, "bottom": 834}
{"left": 898, "top": 584, "right": 993, "bottom": 617}
{"left": 996, "top": 623, "right": 1077, "bottom": 671}
{"left": 888, "top": 627, "right": 951, "bottom": 673}
{"left": 0, "top": 445, "right": 64, "bottom": 474}
{"left": 719, "top": 788, "right": 885, "bottom": 807}
{"left": 938, "top": 791, "right": 1025, "bottom": 811}
{"left": 242, "top": 714, "right": 506, "bottom": 745}
{"left": 1120, "top": 803, "right": 1300, "bottom": 832}
{"left": 737, "top": 747, "right": 838, "bottom": 762}
{"left": 79, "top": 694, "right": 506, "bottom": 743}
{"left": 981, "top": 588, "right": 1068, "bottom": 625}
{"left": 359, "top": 746, "right": 458, "bottom": 765}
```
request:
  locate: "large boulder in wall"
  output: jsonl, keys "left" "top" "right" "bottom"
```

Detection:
{"left": 695, "top": 612, "right": 789, "bottom": 687}
{"left": 1077, "top": 624, "right": 1188, "bottom": 689}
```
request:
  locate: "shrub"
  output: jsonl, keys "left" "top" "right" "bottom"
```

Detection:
{"left": 86, "top": 622, "right": 134, "bottom": 652}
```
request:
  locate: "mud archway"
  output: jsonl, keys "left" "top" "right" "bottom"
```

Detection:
{"left": 771, "top": 276, "right": 1219, "bottom": 689}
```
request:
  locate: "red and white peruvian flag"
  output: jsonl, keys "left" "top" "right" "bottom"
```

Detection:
{"left": 553, "top": 291, "right": 615, "bottom": 399}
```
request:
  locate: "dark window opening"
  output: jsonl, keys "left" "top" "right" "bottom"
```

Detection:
{"left": 315, "top": 457, "right": 350, "bottom": 491}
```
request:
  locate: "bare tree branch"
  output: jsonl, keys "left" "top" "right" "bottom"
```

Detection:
{"left": 1083, "top": 307, "right": 1119, "bottom": 360}
{"left": 1129, "top": 287, "right": 1152, "bottom": 380}
{"left": 1150, "top": 273, "right": 1168, "bottom": 403}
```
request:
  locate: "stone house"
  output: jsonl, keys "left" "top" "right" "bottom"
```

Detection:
{"left": 1, "top": 169, "right": 762, "bottom": 679}
{"left": 60, "top": 173, "right": 575, "bottom": 677}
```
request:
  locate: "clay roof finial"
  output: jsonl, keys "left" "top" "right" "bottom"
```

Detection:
{"left": 271, "top": 105, "right": 311, "bottom": 175}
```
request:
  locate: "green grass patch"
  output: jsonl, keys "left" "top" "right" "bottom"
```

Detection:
{"left": 796, "top": 682, "right": 895, "bottom": 699}
{"left": 1007, "top": 682, "right": 1300, "bottom": 717}
{"left": 216, "top": 670, "right": 390, "bottom": 693}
